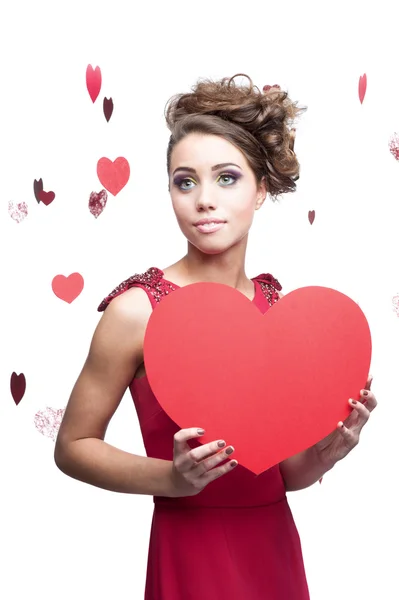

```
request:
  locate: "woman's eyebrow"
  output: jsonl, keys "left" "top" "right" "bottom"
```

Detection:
{"left": 172, "top": 163, "right": 242, "bottom": 176}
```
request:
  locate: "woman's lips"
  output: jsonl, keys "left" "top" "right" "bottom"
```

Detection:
{"left": 194, "top": 222, "right": 226, "bottom": 234}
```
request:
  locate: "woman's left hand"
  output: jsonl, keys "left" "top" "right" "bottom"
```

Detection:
{"left": 314, "top": 375, "right": 377, "bottom": 469}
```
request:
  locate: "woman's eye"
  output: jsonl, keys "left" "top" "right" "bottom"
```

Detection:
{"left": 177, "top": 178, "right": 196, "bottom": 190}
{"left": 217, "top": 173, "right": 238, "bottom": 186}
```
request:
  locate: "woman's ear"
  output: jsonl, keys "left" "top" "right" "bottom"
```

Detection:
{"left": 255, "top": 177, "right": 267, "bottom": 210}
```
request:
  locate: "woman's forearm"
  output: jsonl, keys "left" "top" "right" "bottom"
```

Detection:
{"left": 279, "top": 446, "right": 335, "bottom": 492}
{"left": 54, "top": 437, "right": 176, "bottom": 497}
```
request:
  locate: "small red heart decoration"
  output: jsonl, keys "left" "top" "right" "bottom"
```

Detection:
{"left": 8, "top": 201, "right": 28, "bottom": 223}
{"left": 34, "top": 406, "right": 66, "bottom": 441}
{"left": 86, "top": 64, "right": 102, "bottom": 103}
{"left": 144, "top": 284, "right": 372, "bottom": 474}
{"left": 52, "top": 273, "right": 84, "bottom": 303}
{"left": 39, "top": 190, "right": 55, "bottom": 205}
{"left": 308, "top": 210, "right": 315, "bottom": 225}
{"left": 11, "top": 372, "right": 26, "bottom": 405}
{"left": 97, "top": 157, "right": 130, "bottom": 196}
{"left": 358, "top": 73, "right": 367, "bottom": 104}
{"left": 89, "top": 189, "right": 108, "bottom": 218}
{"left": 34, "top": 178, "right": 44, "bottom": 202}
{"left": 103, "top": 97, "right": 114, "bottom": 122}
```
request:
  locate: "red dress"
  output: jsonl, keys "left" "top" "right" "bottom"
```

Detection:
{"left": 98, "top": 267, "right": 310, "bottom": 600}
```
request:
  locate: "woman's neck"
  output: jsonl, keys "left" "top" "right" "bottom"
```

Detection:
{"left": 163, "top": 238, "right": 254, "bottom": 299}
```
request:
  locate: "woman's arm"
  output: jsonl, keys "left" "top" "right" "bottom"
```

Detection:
{"left": 279, "top": 448, "right": 334, "bottom": 492}
{"left": 54, "top": 287, "right": 176, "bottom": 497}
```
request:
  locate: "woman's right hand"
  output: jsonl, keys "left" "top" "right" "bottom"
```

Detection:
{"left": 169, "top": 428, "right": 237, "bottom": 497}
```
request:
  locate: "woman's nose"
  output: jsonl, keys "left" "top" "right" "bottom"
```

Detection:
{"left": 195, "top": 187, "right": 217, "bottom": 211}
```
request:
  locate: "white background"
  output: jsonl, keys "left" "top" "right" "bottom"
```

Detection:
{"left": 1, "top": 1, "right": 398, "bottom": 598}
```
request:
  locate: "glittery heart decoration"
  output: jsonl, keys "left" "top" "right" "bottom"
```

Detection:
{"left": 308, "top": 210, "right": 315, "bottom": 225}
{"left": 52, "top": 273, "right": 84, "bottom": 303}
{"left": 11, "top": 372, "right": 26, "bottom": 405}
{"left": 38, "top": 190, "right": 56, "bottom": 206}
{"left": 8, "top": 201, "right": 28, "bottom": 223}
{"left": 392, "top": 294, "right": 399, "bottom": 317}
{"left": 103, "top": 97, "right": 114, "bottom": 122}
{"left": 358, "top": 74, "right": 367, "bottom": 104}
{"left": 388, "top": 133, "right": 399, "bottom": 161}
{"left": 34, "top": 178, "right": 44, "bottom": 202}
{"left": 86, "top": 64, "right": 102, "bottom": 103}
{"left": 263, "top": 84, "right": 281, "bottom": 93}
{"left": 34, "top": 406, "right": 65, "bottom": 441}
{"left": 89, "top": 189, "right": 108, "bottom": 218}
{"left": 97, "top": 157, "right": 130, "bottom": 196}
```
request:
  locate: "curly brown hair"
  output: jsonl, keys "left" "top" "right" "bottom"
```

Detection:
{"left": 164, "top": 74, "right": 307, "bottom": 201}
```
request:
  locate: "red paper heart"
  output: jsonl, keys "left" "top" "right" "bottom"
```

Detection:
{"left": 97, "top": 157, "right": 130, "bottom": 196}
{"left": 308, "top": 210, "right": 315, "bottom": 225}
{"left": 11, "top": 372, "right": 26, "bottom": 405}
{"left": 144, "top": 284, "right": 372, "bottom": 474}
{"left": 38, "top": 190, "right": 55, "bottom": 205}
{"left": 86, "top": 64, "right": 102, "bottom": 103}
{"left": 358, "top": 73, "right": 367, "bottom": 104}
{"left": 52, "top": 273, "right": 84, "bottom": 303}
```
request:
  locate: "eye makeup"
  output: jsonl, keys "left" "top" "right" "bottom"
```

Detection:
{"left": 173, "top": 170, "right": 242, "bottom": 190}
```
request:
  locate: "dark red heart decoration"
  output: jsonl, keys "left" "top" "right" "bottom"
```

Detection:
{"left": 34, "top": 178, "right": 44, "bottom": 202}
{"left": 103, "top": 97, "right": 114, "bottom": 122}
{"left": 308, "top": 210, "right": 315, "bottom": 225}
{"left": 52, "top": 273, "right": 84, "bottom": 303}
{"left": 38, "top": 190, "right": 55, "bottom": 206}
{"left": 144, "top": 283, "right": 372, "bottom": 475}
{"left": 11, "top": 372, "right": 26, "bottom": 406}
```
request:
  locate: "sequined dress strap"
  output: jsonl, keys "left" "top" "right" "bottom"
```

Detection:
{"left": 97, "top": 267, "right": 178, "bottom": 311}
{"left": 253, "top": 273, "right": 282, "bottom": 306}
{"left": 97, "top": 268, "right": 282, "bottom": 312}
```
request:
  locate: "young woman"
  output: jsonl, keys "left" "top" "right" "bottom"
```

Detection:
{"left": 54, "top": 74, "right": 377, "bottom": 599}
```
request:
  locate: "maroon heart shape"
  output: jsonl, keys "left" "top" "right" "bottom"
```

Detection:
{"left": 103, "top": 97, "right": 114, "bottom": 122}
{"left": 308, "top": 210, "right": 315, "bottom": 225}
{"left": 39, "top": 190, "right": 55, "bottom": 205}
{"left": 11, "top": 372, "right": 26, "bottom": 405}
{"left": 34, "top": 178, "right": 44, "bottom": 202}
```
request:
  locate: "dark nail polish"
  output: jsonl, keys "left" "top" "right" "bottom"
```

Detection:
{"left": 218, "top": 440, "right": 226, "bottom": 448}
{"left": 226, "top": 447, "right": 234, "bottom": 455}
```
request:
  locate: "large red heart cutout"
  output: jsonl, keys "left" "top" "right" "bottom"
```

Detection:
{"left": 144, "top": 283, "right": 372, "bottom": 474}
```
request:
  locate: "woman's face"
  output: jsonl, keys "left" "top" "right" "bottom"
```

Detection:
{"left": 169, "top": 133, "right": 266, "bottom": 255}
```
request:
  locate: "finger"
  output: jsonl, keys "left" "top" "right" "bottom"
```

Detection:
{"left": 365, "top": 374, "right": 373, "bottom": 391}
{"left": 201, "top": 458, "right": 238, "bottom": 484}
{"left": 188, "top": 439, "right": 228, "bottom": 464}
{"left": 173, "top": 428, "right": 205, "bottom": 455}
{"left": 349, "top": 399, "right": 370, "bottom": 431}
{"left": 337, "top": 421, "right": 358, "bottom": 448}
{"left": 359, "top": 389, "right": 378, "bottom": 412}
{"left": 192, "top": 446, "right": 235, "bottom": 477}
